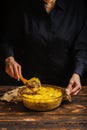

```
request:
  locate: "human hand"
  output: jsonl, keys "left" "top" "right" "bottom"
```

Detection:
{"left": 5, "top": 56, "right": 22, "bottom": 81}
{"left": 66, "top": 73, "right": 82, "bottom": 95}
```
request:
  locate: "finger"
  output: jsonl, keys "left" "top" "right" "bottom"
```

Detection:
{"left": 17, "top": 65, "right": 22, "bottom": 80}
{"left": 72, "top": 85, "right": 81, "bottom": 93}
{"left": 6, "top": 65, "right": 15, "bottom": 78}
{"left": 13, "top": 65, "right": 20, "bottom": 80}
{"left": 67, "top": 81, "right": 73, "bottom": 93}
{"left": 72, "top": 88, "right": 81, "bottom": 95}
{"left": 71, "top": 86, "right": 81, "bottom": 95}
{"left": 65, "top": 89, "right": 71, "bottom": 95}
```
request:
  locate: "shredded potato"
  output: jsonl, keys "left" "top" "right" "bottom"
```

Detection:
{"left": 22, "top": 85, "right": 63, "bottom": 111}
{"left": 23, "top": 86, "right": 62, "bottom": 99}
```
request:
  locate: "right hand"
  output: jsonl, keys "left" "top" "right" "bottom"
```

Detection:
{"left": 5, "top": 56, "right": 22, "bottom": 81}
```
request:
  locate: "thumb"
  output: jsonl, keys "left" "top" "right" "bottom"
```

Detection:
{"left": 66, "top": 82, "right": 73, "bottom": 94}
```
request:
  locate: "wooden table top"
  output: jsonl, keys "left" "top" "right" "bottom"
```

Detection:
{"left": 0, "top": 85, "right": 87, "bottom": 130}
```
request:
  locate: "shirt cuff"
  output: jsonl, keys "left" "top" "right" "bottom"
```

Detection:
{"left": 73, "top": 62, "right": 86, "bottom": 77}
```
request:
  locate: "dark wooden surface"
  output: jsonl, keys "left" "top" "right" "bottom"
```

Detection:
{"left": 0, "top": 86, "right": 87, "bottom": 130}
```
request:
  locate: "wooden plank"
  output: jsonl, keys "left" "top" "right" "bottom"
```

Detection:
{"left": 0, "top": 122, "right": 87, "bottom": 130}
{"left": 0, "top": 115, "right": 87, "bottom": 123}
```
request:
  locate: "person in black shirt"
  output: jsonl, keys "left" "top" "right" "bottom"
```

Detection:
{"left": 1, "top": 0, "right": 87, "bottom": 95}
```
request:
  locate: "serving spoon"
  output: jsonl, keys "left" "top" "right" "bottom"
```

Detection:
{"left": 20, "top": 76, "right": 41, "bottom": 94}
{"left": 20, "top": 76, "right": 28, "bottom": 85}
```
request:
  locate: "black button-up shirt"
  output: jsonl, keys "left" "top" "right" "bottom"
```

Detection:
{"left": 1, "top": 0, "right": 87, "bottom": 86}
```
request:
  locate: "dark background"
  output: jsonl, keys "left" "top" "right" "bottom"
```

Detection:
{"left": 0, "top": 0, "right": 87, "bottom": 86}
{"left": 0, "top": 1, "right": 23, "bottom": 85}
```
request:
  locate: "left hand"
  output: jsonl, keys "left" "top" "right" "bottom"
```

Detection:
{"left": 66, "top": 73, "right": 82, "bottom": 95}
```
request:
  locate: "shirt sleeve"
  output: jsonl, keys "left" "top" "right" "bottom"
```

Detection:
{"left": 0, "top": 3, "right": 24, "bottom": 60}
{"left": 73, "top": 15, "right": 87, "bottom": 77}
